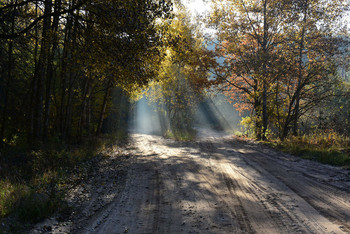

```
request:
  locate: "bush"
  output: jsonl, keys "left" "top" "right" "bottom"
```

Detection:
{"left": 240, "top": 116, "right": 255, "bottom": 137}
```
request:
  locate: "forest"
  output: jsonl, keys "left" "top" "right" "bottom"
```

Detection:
{"left": 0, "top": 0, "right": 350, "bottom": 232}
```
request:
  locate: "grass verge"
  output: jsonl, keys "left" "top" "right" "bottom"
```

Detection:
{"left": 264, "top": 131, "right": 350, "bottom": 168}
{"left": 0, "top": 133, "right": 127, "bottom": 233}
{"left": 164, "top": 128, "right": 197, "bottom": 141}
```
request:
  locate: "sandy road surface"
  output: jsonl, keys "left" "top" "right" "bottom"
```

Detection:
{"left": 34, "top": 129, "right": 349, "bottom": 233}
{"left": 71, "top": 129, "right": 350, "bottom": 234}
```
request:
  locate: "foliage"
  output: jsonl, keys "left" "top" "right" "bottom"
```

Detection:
{"left": 303, "top": 81, "right": 350, "bottom": 136}
{"left": 0, "top": 0, "right": 173, "bottom": 146}
{"left": 208, "top": 0, "right": 350, "bottom": 140}
{"left": 239, "top": 116, "right": 255, "bottom": 137}
{"left": 145, "top": 9, "right": 210, "bottom": 139}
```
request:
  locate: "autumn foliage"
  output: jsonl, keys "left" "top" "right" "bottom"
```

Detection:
{"left": 209, "top": 0, "right": 349, "bottom": 140}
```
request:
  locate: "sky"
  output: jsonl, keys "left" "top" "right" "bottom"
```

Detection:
{"left": 181, "top": 0, "right": 216, "bottom": 36}
{"left": 182, "top": 0, "right": 212, "bottom": 15}
{"left": 182, "top": 0, "right": 350, "bottom": 32}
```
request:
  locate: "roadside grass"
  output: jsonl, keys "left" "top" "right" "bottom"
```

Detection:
{"left": 164, "top": 129, "right": 197, "bottom": 141}
{"left": 0, "top": 132, "right": 127, "bottom": 233}
{"left": 264, "top": 131, "right": 350, "bottom": 168}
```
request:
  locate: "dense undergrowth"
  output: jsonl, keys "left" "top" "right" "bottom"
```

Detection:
{"left": 0, "top": 133, "right": 127, "bottom": 233}
{"left": 263, "top": 131, "right": 350, "bottom": 168}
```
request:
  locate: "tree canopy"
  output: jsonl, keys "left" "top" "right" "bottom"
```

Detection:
{"left": 0, "top": 0, "right": 173, "bottom": 145}
{"left": 0, "top": 0, "right": 349, "bottom": 146}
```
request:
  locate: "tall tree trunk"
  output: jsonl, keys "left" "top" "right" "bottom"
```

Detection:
{"left": 29, "top": 0, "right": 39, "bottom": 144}
{"left": 275, "top": 82, "right": 283, "bottom": 139}
{"left": 87, "top": 91, "right": 92, "bottom": 135}
{"left": 59, "top": 25, "right": 70, "bottom": 139}
{"left": 32, "top": 0, "right": 52, "bottom": 143}
{"left": 43, "top": 0, "right": 61, "bottom": 141}
{"left": 96, "top": 80, "right": 113, "bottom": 136}
{"left": 254, "top": 95, "right": 262, "bottom": 140}
{"left": 61, "top": 1, "right": 78, "bottom": 141}
{"left": 59, "top": 0, "right": 75, "bottom": 140}
{"left": 0, "top": 0, "right": 16, "bottom": 146}
{"left": 261, "top": 0, "right": 268, "bottom": 140}
{"left": 293, "top": 0, "right": 307, "bottom": 136}
{"left": 64, "top": 79, "right": 74, "bottom": 141}
{"left": 78, "top": 76, "right": 90, "bottom": 139}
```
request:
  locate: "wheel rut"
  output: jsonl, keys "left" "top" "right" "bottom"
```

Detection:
{"left": 46, "top": 131, "right": 350, "bottom": 234}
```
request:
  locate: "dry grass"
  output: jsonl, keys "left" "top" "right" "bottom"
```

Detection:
{"left": 266, "top": 130, "right": 350, "bottom": 167}
{"left": 0, "top": 133, "right": 126, "bottom": 232}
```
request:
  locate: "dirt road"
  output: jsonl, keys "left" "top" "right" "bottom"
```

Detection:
{"left": 35, "top": 129, "right": 350, "bottom": 233}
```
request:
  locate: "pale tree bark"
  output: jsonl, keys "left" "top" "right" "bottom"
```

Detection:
{"left": 293, "top": 0, "right": 308, "bottom": 136}
{"left": 261, "top": 0, "right": 268, "bottom": 140}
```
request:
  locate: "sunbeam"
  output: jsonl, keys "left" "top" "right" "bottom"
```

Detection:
{"left": 195, "top": 93, "right": 243, "bottom": 134}
{"left": 131, "top": 95, "right": 162, "bottom": 135}
{"left": 130, "top": 86, "right": 243, "bottom": 139}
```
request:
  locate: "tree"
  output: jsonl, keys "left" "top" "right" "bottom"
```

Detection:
{"left": 146, "top": 9, "right": 210, "bottom": 136}
{"left": 271, "top": 0, "right": 348, "bottom": 139}
{"left": 210, "top": 0, "right": 292, "bottom": 139}
{"left": 0, "top": 0, "right": 173, "bottom": 146}
{"left": 208, "top": 0, "right": 349, "bottom": 139}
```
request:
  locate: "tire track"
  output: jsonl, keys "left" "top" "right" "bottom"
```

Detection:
{"left": 74, "top": 131, "right": 349, "bottom": 233}
{"left": 232, "top": 143, "right": 350, "bottom": 233}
